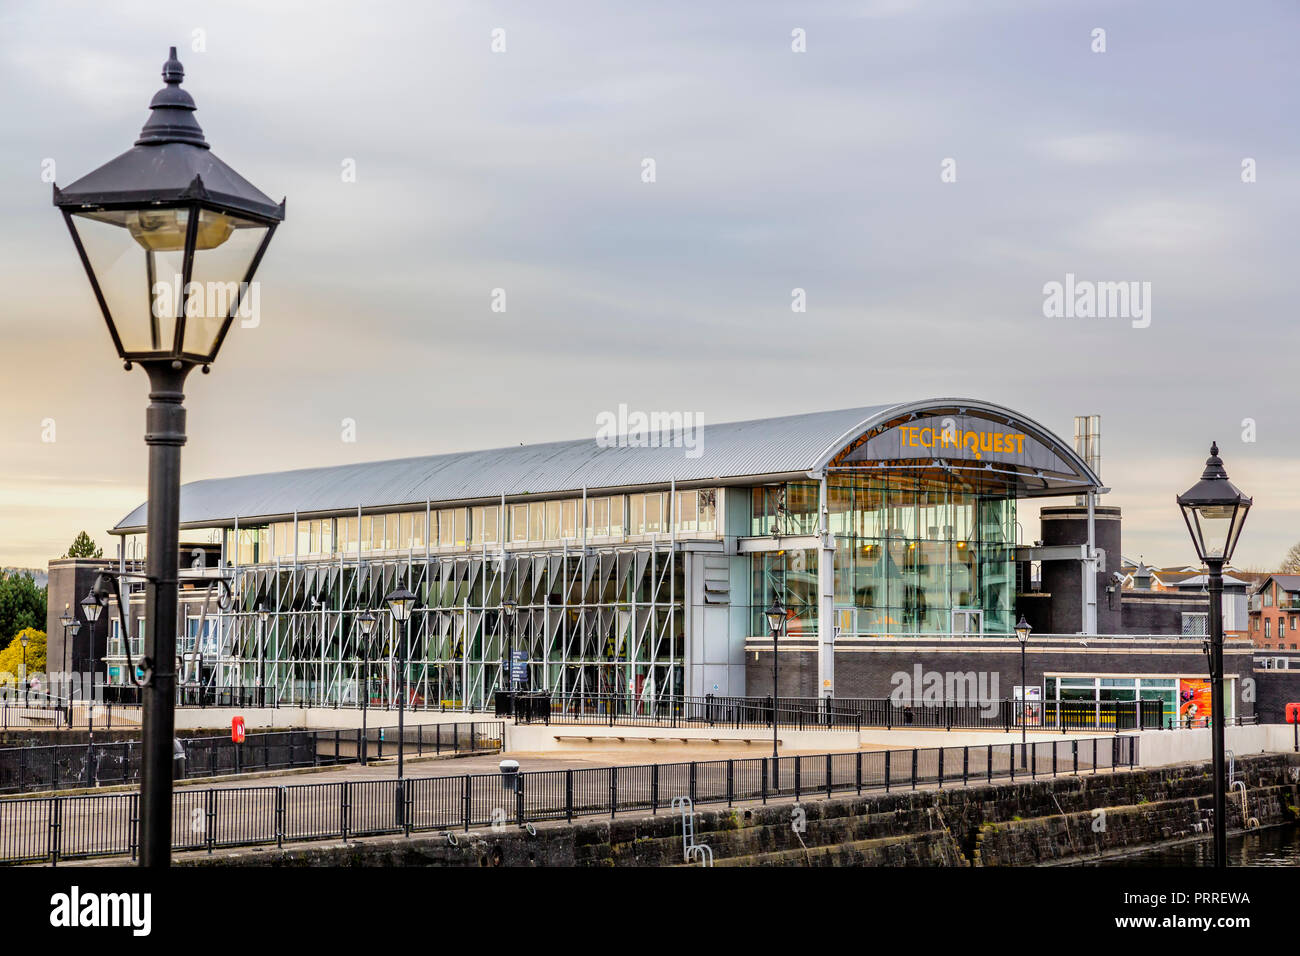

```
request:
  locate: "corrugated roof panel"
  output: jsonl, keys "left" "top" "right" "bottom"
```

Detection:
{"left": 112, "top": 397, "right": 1100, "bottom": 531}
{"left": 115, "top": 403, "right": 900, "bottom": 530}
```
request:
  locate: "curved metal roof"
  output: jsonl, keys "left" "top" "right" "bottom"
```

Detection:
{"left": 113, "top": 397, "right": 1101, "bottom": 532}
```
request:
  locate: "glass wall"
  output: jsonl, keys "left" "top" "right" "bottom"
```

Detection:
{"left": 749, "top": 474, "right": 1016, "bottom": 636}
{"left": 202, "top": 489, "right": 720, "bottom": 566}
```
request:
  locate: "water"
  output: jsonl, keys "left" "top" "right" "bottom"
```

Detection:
{"left": 1096, "top": 825, "right": 1300, "bottom": 866}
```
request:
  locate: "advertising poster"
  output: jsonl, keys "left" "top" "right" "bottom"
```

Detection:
{"left": 1179, "top": 678, "right": 1212, "bottom": 723}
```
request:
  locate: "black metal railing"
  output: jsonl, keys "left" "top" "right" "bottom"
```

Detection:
{"left": 508, "top": 694, "right": 1166, "bottom": 733}
{"left": 0, "top": 733, "right": 1138, "bottom": 866}
{"left": 0, "top": 702, "right": 142, "bottom": 732}
{"left": 0, "top": 722, "right": 504, "bottom": 795}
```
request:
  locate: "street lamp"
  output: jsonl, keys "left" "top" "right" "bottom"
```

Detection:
{"left": 19, "top": 631, "right": 29, "bottom": 708}
{"left": 501, "top": 597, "right": 518, "bottom": 701}
{"left": 81, "top": 591, "right": 105, "bottom": 785}
{"left": 765, "top": 596, "right": 786, "bottom": 762}
{"left": 61, "top": 609, "right": 80, "bottom": 725}
{"left": 1014, "top": 615, "right": 1031, "bottom": 764}
{"left": 385, "top": 586, "right": 417, "bottom": 828}
{"left": 53, "top": 47, "right": 283, "bottom": 868}
{"left": 1177, "top": 441, "right": 1252, "bottom": 870}
{"left": 256, "top": 604, "right": 270, "bottom": 708}
{"left": 356, "top": 611, "right": 377, "bottom": 766}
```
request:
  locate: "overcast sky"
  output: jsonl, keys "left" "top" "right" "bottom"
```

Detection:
{"left": 1, "top": 0, "right": 1297, "bottom": 571}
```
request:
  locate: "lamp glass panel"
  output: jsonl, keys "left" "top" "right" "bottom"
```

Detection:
{"left": 183, "top": 212, "right": 268, "bottom": 358}
{"left": 1187, "top": 503, "right": 1236, "bottom": 560}
{"left": 70, "top": 209, "right": 187, "bottom": 355}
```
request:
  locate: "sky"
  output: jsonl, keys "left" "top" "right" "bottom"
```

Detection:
{"left": 0, "top": 0, "right": 1297, "bottom": 571}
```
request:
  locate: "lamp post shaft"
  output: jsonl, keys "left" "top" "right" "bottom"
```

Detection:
{"left": 772, "top": 626, "right": 779, "bottom": 760}
{"left": 1020, "top": 640, "right": 1027, "bottom": 751}
{"left": 139, "top": 361, "right": 191, "bottom": 869}
{"left": 1207, "top": 558, "right": 1227, "bottom": 868}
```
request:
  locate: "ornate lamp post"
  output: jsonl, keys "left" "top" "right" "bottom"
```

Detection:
{"left": 61, "top": 609, "right": 80, "bottom": 724}
{"left": 19, "top": 631, "right": 29, "bottom": 707}
{"left": 1177, "top": 442, "right": 1252, "bottom": 869}
{"left": 385, "top": 586, "right": 417, "bottom": 826}
{"left": 81, "top": 591, "right": 106, "bottom": 783}
{"left": 356, "top": 611, "right": 377, "bottom": 766}
{"left": 765, "top": 597, "right": 786, "bottom": 761}
{"left": 53, "top": 47, "right": 283, "bottom": 867}
{"left": 256, "top": 604, "right": 270, "bottom": 708}
{"left": 1015, "top": 615, "right": 1031, "bottom": 764}
{"left": 501, "top": 597, "right": 519, "bottom": 703}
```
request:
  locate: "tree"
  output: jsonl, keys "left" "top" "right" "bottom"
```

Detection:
{"left": 0, "top": 572, "right": 47, "bottom": 645}
{"left": 0, "top": 628, "right": 47, "bottom": 681}
{"left": 1282, "top": 542, "right": 1300, "bottom": 574}
{"left": 65, "top": 531, "right": 103, "bottom": 559}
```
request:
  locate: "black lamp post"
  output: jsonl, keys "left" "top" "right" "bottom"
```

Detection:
{"left": 765, "top": 597, "right": 786, "bottom": 761}
{"left": 501, "top": 597, "right": 518, "bottom": 701}
{"left": 356, "top": 611, "right": 377, "bottom": 766}
{"left": 62, "top": 610, "right": 80, "bottom": 724}
{"left": 1177, "top": 442, "right": 1252, "bottom": 870}
{"left": 1014, "top": 615, "right": 1031, "bottom": 764}
{"left": 256, "top": 604, "right": 270, "bottom": 708}
{"left": 385, "top": 586, "right": 416, "bottom": 827}
{"left": 53, "top": 47, "right": 283, "bottom": 868}
{"left": 19, "top": 631, "right": 29, "bottom": 708}
{"left": 81, "top": 591, "right": 106, "bottom": 784}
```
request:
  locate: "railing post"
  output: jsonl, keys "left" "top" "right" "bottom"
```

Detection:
{"left": 690, "top": 762, "right": 697, "bottom": 805}
{"left": 275, "top": 787, "right": 285, "bottom": 849}
{"left": 341, "top": 781, "right": 350, "bottom": 842}
{"left": 884, "top": 750, "right": 891, "bottom": 793}
{"left": 463, "top": 774, "right": 471, "bottom": 832}
{"left": 938, "top": 748, "right": 944, "bottom": 788}
{"left": 1093, "top": 735, "right": 1098, "bottom": 774}
{"left": 910, "top": 749, "right": 917, "bottom": 790}
{"left": 517, "top": 771, "right": 526, "bottom": 826}
{"left": 48, "top": 797, "right": 61, "bottom": 867}
{"left": 1051, "top": 741, "right": 1057, "bottom": 777}
{"left": 418, "top": 723, "right": 424, "bottom": 756}
{"left": 826, "top": 753, "right": 832, "bottom": 798}
{"left": 856, "top": 751, "right": 862, "bottom": 794}
{"left": 611, "top": 766, "right": 618, "bottom": 818}
{"left": 1031, "top": 742, "right": 1037, "bottom": 778}
{"left": 566, "top": 768, "right": 575, "bottom": 822}
{"left": 436, "top": 723, "right": 442, "bottom": 755}
{"left": 206, "top": 788, "right": 216, "bottom": 854}
{"left": 794, "top": 755, "right": 801, "bottom": 800}
{"left": 762, "top": 758, "right": 768, "bottom": 804}
{"left": 129, "top": 792, "right": 139, "bottom": 862}
{"left": 727, "top": 759, "right": 734, "bottom": 806}
{"left": 963, "top": 746, "right": 969, "bottom": 786}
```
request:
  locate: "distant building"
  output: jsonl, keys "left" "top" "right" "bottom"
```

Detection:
{"left": 1248, "top": 574, "right": 1300, "bottom": 651}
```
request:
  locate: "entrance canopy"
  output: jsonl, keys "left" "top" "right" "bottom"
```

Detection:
{"left": 818, "top": 399, "right": 1101, "bottom": 498}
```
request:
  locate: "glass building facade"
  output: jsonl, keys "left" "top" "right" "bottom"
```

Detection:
{"left": 751, "top": 474, "right": 1016, "bottom": 636}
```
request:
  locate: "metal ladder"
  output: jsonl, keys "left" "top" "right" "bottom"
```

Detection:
{"left": 670, "top": 796, "right": 713, "bottom": 866}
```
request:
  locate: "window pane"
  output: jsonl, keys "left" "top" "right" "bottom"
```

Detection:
{"left": 630, "top": 495, "right": 645, "bottom": 535}
{"left": 511, "top": 504, "right": 528, "bottom": 543}
{"left": 545, "top": 501, "right": 561, "bottom": 539}
{"left": 562, "top": 500, "right": 577, "bottom": 539}
{"left": 698, "top": 490, "right": 716, "bottom": 532}
{"left": 320, "top": 519, "right": 334, "bottom": 555}
{"left": 645, "top": 493, "right": 662, "bottom": 534}
{"left": 454, "top": 508, "right": 467, "bottom": 547}
{"left": 609, "top": 496, "right": 624, "bottom": 536}
{"left": 677, "top": 490, "right": 697, "bottom": 532}
{"left": 529, "top": 503, "right": 544, "bottom": 541}
{"left": 482, "top": 505, "right": 499, "bottom": 544}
